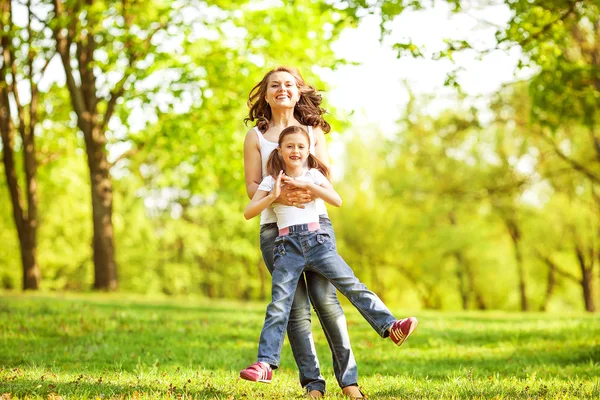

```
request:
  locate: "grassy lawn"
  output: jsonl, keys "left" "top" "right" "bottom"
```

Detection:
{"left": 0, "top": 293, "right": 599, "bottom": 399}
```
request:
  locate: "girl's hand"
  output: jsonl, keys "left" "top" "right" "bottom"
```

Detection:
{"left": 281, "top": 174, "right": 308, "bottom": 189}
{"left": 271, "top": 171, "right": 284, "bottom": 199}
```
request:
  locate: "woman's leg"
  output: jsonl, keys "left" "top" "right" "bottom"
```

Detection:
{"left": 259, "top": 224, "right": 326, "bottom": 394}
{"left": 304, "top": 216, "right": 359, "bottom": 389}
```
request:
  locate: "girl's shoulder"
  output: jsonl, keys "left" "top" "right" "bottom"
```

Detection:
{"left": 306, "top": 168, "right": 326, "bottom": 180}
{"left": 261, "top": 174, "right": 275, "bottom": 184}
{"left": 257, "top": 174, "right": 276, "bottom": 191}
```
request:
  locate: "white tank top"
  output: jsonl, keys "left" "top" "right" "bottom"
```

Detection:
{"left": 254, "top": 126, "right": 328, "bottom": 225}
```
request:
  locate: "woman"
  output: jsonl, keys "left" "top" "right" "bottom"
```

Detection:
{"left": 243, "top": 66, "right": 364, "bottom": 399}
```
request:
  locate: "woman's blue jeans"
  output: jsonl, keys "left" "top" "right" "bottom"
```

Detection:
{"left": 259, "top": 216, "right": 358, "bottom": 394}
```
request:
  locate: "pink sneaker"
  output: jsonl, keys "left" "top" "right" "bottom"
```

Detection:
{"left": 240, "top": 362, "right": 272, "bottom": 383}
{"left": 389, "top": 317, "right": 418, "bottom": 346}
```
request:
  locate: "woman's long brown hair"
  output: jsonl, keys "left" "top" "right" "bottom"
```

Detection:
{"left": 266, "top": 126, "right": 330, "bottom": 180}
{"left": 244, "top": 66, "right": 331, "bottom": 134}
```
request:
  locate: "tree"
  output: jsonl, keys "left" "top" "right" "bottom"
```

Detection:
{"left": 45, "top": 0, "right": 199, "bottom": 289}
{"left": 0, "top": 0, "right": 54, "bottom": 289}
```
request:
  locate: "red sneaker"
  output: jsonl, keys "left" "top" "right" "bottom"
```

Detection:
{"left": 389, "top": 317, "right": 418, "bottom": 346}
{"left": 240, "top": 362, "right": 272, "bottom": 383}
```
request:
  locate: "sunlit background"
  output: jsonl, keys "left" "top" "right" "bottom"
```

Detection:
{"left": 1, "top": 0, "right": 599, "bottom": 313}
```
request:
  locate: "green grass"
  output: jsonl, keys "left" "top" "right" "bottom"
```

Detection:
{"left": 0, "top": 293, "right": 599, "bottom": 399}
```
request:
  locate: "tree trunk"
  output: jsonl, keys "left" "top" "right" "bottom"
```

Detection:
{"left": 448, "top": 212, "right": 486, "bottom": 310}
{"left": 539, "top": 256, "right": 557, "bottom": 311}
{"left": 51, "top": 0, "right": 119, "bottom": 290}
{"left": 506, "top": 218, "right": 529, "bottom": 311}
{"left": 85, "top": 126, "right": 117, "bottom": 290}
{"left": 466, "top": 262, "right": 487, "bottom": 310}
{"left": 581, "top": 268, "right": 595, "bottom": 312}
{"left": 575, "top": 244, "right": 596, "bottom": 312}
{"left": 0, "top": 3, "right": 40, "bottom": 290}
{"left": 453, "top": 253, "right": 469, "bottom": 310}
{"left": 0, "top": 93, "right": 40, "bottom": 290}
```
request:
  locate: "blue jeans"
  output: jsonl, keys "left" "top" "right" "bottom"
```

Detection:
{"left": 260, "top": 216, "right": 358, "bottom": 394}
{"left": 258, "top": 223, "right": 396, "bottom": 383}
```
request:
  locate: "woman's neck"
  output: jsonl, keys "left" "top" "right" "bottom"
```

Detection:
{"left": 270, "top": 108, "right": 297, "bottom": 130}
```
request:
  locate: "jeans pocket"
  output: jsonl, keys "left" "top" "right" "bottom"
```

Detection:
{"left": 273, "top": 237, "right": 286, "bottom": 262}
{"left": 316, "top": 229, "right": 332, "bottom": 246}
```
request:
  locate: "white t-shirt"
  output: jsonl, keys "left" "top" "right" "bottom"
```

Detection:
{"left": 254, "top": 126, "right": 328, "bottom": 225}
{"left": 257, "top": 169, "right": 327, "bottom": 229}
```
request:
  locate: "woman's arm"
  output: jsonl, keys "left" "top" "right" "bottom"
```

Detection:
{"left": 244, "top": 128, "right": 262, "bottom": 200}
{"left": 313, "top": 126, "right": 331, "bottom": 169}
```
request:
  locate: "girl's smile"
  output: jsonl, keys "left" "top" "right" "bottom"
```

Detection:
{"left": 278, "top": 132, "right": 309, "bottom": 173}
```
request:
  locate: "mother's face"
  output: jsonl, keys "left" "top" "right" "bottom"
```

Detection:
{"left": 265, "top": 71, "right": 300, "bottom": 110}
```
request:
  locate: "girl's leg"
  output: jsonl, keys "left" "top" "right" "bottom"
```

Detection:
{"left": 307, "top": 232, "right": 397, "bottom": 338}
{"left": 259, "top": 224, "right": 326, "bottom": 394}
{"left": 304, "top": 216, "right": 359, "bottom": 390}
{"left": 257, "top": 248, "right": 306, "bottom": 367}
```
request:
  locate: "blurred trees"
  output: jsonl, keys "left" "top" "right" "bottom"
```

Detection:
{"left": 0, "top": 0, "right": 598, "bottom": 311}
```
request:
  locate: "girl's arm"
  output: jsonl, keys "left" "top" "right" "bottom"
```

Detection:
{"left": 244, "top": 190, "right": 276, "bottom": 220}
{"left": 282, "top": 175, "right": 342, "bottom": 207}
{"left": 244, "top": 128, "right": 262, "bottom": 200}
{"left": 244, "top": 171, "right": 284, "bottom": 220}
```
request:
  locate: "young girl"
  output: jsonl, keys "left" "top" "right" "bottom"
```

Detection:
{"left": 240, "top": 126, "right": 418, "bottom": 384}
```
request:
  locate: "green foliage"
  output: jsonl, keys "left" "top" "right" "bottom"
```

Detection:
{"left": 0, "top": 294, "right": 599, "bottom": 399}
{"left": 2, "top": 0, "right": 600, "bottom": 313}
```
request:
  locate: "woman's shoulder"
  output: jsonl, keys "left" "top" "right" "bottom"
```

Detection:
{"left": 244, "top": 126, "right": 260, "bottom": 145}
{"left": 246, "top": 126, "right": 260, "bottom": 136}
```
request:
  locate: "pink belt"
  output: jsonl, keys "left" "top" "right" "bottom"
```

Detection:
{"left": 279, "top": 222, "right": 320, "bottom": 236}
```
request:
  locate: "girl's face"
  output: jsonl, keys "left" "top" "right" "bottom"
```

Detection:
{"left": 279, "top": 132, "right": 309, "bottom": 168}
{"left": 266, "top": 71, "right": 300, "bottom": 109}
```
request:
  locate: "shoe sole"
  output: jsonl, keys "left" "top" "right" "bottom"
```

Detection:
{"left": 392, "top": 317, "right": 418, "bottom": 346}
{"left": 239, "top": 371, "right": 271, "bottom": 384}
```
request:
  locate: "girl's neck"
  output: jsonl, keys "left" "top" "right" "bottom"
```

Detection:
{"left": 270, "top": 109, "right": 298, "bottom": 129}
{"left": 285, "top": 165, "right": 304, "bottom": 178}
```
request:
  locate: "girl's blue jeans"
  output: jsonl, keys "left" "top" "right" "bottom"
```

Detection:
{"left": 259, "top": 216, "right": 357, "bottom": 394}
{"left": 258, "top": 221, "right": 397, "bottom": 389}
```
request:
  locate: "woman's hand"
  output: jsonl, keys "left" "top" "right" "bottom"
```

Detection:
{"left": 277, "top": 177, "right": 313, "bottom": 208}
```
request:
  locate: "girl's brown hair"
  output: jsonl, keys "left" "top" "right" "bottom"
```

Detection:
{"left": 266, "top": 126, "right": 330, "bottom": 180}
{"left": 244, "top": 66, "right": 331, "bottom": 134}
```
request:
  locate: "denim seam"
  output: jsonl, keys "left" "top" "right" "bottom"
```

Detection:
{"left": 308, "top": 290, "right": 346, "bottom": 388}
{"left": 311, "top": 264, "right": 391, "bottom": 338}
{"left": 259, "top": 297, "right": 290, "bottom": 369}
{"left": 286, "top": 312, "right": 325, "bottom": 390}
